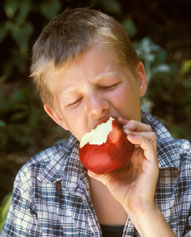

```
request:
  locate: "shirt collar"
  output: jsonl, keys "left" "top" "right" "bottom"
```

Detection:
{"left": 141, "top": 111, "right": 180, "bottom": 170}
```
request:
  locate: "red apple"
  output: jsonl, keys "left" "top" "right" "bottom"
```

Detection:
{"left": 79, "top": 117, "right": 134, "bottom": 174}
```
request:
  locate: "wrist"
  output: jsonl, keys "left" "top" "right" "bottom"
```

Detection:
{"left": 125, "top": 203, "right": 175, "bottom": 237}
{"left": 128, "top": 202, "right": 159, "bottom": 222}
{"left": 124, "top": 198, "right": 156, "bottom": 218}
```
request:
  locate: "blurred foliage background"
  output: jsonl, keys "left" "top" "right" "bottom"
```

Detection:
{"left": 0, "top": 0, "right": 191, "bottom": 205}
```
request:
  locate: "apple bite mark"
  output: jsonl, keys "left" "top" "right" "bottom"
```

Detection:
{"left": 80, "top": 117, "right": 114, "bottom": 147}
{"left": 79, "top": 117, "right": 135, "bottom": 174}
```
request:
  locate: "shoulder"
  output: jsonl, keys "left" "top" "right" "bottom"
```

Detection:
{"left": 142, "top": 111, "right": 191, "bottom": 168}
{"left": 177, "top": 139, "right": 191, "bottom": 155}
{"left": 177, "top": 139, "right": 191, "bottom": 169}
{"left": 18, "top": 142, "right": 64, "bottom": 174}
{"left": 27, "top": 141, "right": 66, "bottom": 165}
{"left": 14, "top": 138, "right": 75, "bottom": 189}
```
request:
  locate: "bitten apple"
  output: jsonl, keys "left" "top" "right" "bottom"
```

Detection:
{"left": 79, "top": 117, "right": 134, "bottom": 174}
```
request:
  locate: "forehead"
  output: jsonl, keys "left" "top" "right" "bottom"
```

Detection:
{"left": 47, "top": 45, "right": 122, "bottom": 80}
{"left": 43, "top": 47, "right": 109, "bottom": 76}
{"left": 44, "top": 44, "right": 138, "bottom": 100}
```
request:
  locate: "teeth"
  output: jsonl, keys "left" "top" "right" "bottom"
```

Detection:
{"left": 80, "top": 117, "right": 114, "bottom": 148}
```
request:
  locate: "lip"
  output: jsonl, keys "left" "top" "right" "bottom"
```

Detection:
{"left": 94, "top": 116, "right": 119, "bottom": 129}
{"left": 93, "top": 117, "right": 110, "bottom": 130}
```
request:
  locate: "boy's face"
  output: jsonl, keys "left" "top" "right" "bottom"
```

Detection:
{"left": 44, "top": 45, "right": 147, "bottom": 141}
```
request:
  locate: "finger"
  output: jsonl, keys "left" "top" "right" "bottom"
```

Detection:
{"left": 127, "top": 134, "right": 157, "bottom": 162}
{"left": 124, "top": 120, "right": 152, "bottom": 132}
{"left": 124, "top": 130, "right": 157, "bottom": 146}
{"left": 118, "top": 117, "right": 128, "bottom": 125}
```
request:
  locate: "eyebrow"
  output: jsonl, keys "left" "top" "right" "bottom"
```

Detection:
{"left": 93, "top": 71, "right": 122, "bottom": 83}
{"left": 61, "top": 87, "right": 77, "bottom": 98}
{"left": 61, "top": 71, "right": 122, "bottom": 97}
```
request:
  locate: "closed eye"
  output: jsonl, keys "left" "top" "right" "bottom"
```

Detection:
{"left": 100, "top": 82, "right": 121, "bottom": 90}
{"left": 68, "top": 98, "right": 82, "bottom": 107}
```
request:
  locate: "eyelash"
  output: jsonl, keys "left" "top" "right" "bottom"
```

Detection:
{"left": 101, "top": 82, "right": 120, "bottom": 90}
{"left": 68, "top": 82, "right": 121, "bottom": 107}
{"left": 68, "top": 98, "right": 82, "bottom": 107}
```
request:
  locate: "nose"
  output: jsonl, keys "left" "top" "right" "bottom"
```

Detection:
{"left": 87, "top": 92, "right": 109, "bottom": 119}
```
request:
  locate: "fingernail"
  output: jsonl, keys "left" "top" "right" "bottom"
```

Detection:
{"left": 127, "top": 132, "right": 136, "bottom": 138}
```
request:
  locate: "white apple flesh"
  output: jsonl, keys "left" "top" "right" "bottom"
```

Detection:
{"left": 79, "top": 117, "right": 134, "bottom": 174}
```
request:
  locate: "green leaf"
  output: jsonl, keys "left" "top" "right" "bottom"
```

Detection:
{"left": 180, "top": 60, "right": 191, "bottom": 75}
{"left": 0, "top": 25, "right": 7, "bottom": 42}
{"left": 121, "top": 18, "right": 137, "bottom": 37}
{"left": 135, "top": 38, "right": 161, "bottom": 57}
{"left": 98, "top": 0, "right": 122, "bottom": 14}
{"left": 0, "top": 120, "right": 6, "bottom": 128}
{"left": 0, "top": 193, "right": 12, "bottom": 219}
{"left": 182, "top": 79, "right": 191, "bottom": 88}
{"left": 39, "top": 0, "right": 61, "bottom": 19}
{"left": 151, "top": 64, "right": 171, "bottom": 75}
{"left": 11, "top": 22, "right": 33, "bottom": 53}
{"left": 0, "top": 75, "right": 7, "bottom": 83}
{"left": 141, "top": 98, "right": 153, "bottom": 113}
{"left": 16, "top": 0, "right": 31, "bottom": 24}
{"left": 0, "top": 193, "right": 12, "bottom": 232}
{"left": 4, "top": 0, "right": 19, "bottom": 18}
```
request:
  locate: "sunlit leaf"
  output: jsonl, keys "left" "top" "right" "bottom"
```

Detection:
{"left": 180, "top": 60, "right": 191, "bottom": 75}
{"left": 4, "top": 0, "right": 19, "bottom": 18}
{"left": 0, "top": 193, "right": 12, "bottom": 232}
{"left": 151, "top": 64, "right": 171, "bottom": 75}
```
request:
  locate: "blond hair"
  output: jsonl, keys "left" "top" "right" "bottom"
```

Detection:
{"left": 30, "top": 8, "right": 139, "bottom": 106}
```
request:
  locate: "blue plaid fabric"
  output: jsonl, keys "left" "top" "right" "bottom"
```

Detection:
{"left": 1, "top": 112, "right": 191, "bottom": 236}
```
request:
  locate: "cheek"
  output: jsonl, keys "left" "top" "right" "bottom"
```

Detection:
{"left": 112, "top": 87, "right": 141, "bottom": 119}
{"left": 112, "top": 86, "right": 130, "bottom": 105}
{"left": 66, "top": 123, "right": 82, "bottom": 141}
{"left": 67, "top": 119, "right": 89, "bottom": 141}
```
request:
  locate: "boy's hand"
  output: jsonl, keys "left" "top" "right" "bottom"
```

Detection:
{"left": 88, "top": 118, "right": 176, "bottom": 236}
{"left": 88, "top": 118, "right": 159, "bottom": 216}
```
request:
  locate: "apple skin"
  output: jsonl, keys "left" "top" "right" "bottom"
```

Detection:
{"left": 79, "top": 117, "right": 134, "bottom": 174}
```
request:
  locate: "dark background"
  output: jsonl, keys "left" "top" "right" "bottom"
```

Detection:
{"left": 0, "top": 0, "right": 191, "bottom": 203}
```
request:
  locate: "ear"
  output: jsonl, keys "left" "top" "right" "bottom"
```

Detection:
{"left": 44, "top": 104, "right": 69, "bottom": 131}
{"left": 136, "top": 62, "right": 147, "bottom": 97}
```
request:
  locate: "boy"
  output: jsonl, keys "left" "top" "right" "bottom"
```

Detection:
{"left": 1, "top": 8, "right": 191, "bottom": 236}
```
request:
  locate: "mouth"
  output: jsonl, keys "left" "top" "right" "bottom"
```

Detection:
{"left": 94, "top": 116, "right": 116, "bottom": 129}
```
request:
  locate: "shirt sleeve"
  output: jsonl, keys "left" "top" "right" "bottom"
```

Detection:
{"left": 1, "top": 169, "right": 42, "bottom": 236}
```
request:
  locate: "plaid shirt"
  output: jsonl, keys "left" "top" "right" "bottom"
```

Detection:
{"left": 1, "top": 112, "right": 191, "bottom": 236}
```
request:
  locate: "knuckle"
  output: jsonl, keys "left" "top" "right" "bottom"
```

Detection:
{"left": 150, "top": 132, "right": 157, "bottom": 144}
{"left": 128, "top": 120, "right": 135, "bottom": 126}
{"left": 146, "top": 124, "right": 152, "bottom": 131}
{"left": 126, "top": 120, "right": 136, "bottom": 130}
{"left": 150, "top": 131, "right": 156, "bottom": 138}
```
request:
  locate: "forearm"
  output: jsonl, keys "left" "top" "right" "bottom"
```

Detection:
{"left": 126, "top": 204, "right": 175, "bottom": 237}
